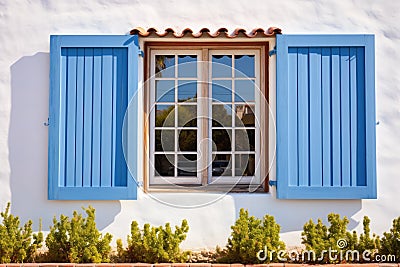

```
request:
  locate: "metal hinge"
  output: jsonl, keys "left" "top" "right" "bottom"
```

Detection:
{"left": 43, "top": 118, "right": 49, "bottom": 126}
{"left": 138, "top": 49, "right": 144, "bottom": 57}
{"left": 269, "top": 180, "right": 277, "bottom": 187}
{"left": 269, "top": 46, "right": 277, "bottom": 57}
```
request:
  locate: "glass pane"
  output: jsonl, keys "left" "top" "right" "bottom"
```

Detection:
{"left": 155, "top": 130, "right": 174, "bottom": 152}
{"left": 155, "top": 154, "right": 174, "bottom": 176}
{"left": 178, "top": 130, "right": 197, "bottom": 151}
{"left": 178, "top": 55, "right": 197, "bottom": 78}
{"left": 155, "top": 55, "right": 175, "bottom": 78}
{"left": 235, "top": 129, "right": 255, "bottom": 151}
{"left": 212, "top": 154, "right": 232, "bottom": 176}
{"left": 235, "top": 105, "right": 255, "bottom": 127}
{"left": 178, "top": 105, "right": 197, "bottom": 127}
{"left": 235, "top": 80, "right": 255, "bottom": 102}
{"left": 212, "top": 55, "right": 232, "bottom": 78}
{"left": 235, "top": 154, "right": 255, "bottom": 176}
{"left": 178, "top": 80, "right": 197, "bottom": 102}
{"left": 156, "top": 80, "right": 174, "bottom": 102}
{"left": 212, "top": 129, "right": 232, "bottom": 151}
{"left": 177, "top": 154, "right": 197, "bottom": 176}
{"left": 212, "top": 104, "right": 232, "bottom": 127}
{"left": 212, "top": 80, "right": 232, "bottom": 102}
{"left": 155, "top": 105, "right": 175, "bottom": 127}
{"left": 235, "top": 55, "right": 255, "bottom": 78}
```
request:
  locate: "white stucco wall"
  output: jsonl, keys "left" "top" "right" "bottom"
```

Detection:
{"left": 0, "top": 0, "right": 399, "bottom": 250}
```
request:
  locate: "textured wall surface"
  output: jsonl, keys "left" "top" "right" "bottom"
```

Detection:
{"left": 0, "top": 0, "right": 399, "bottom": 249}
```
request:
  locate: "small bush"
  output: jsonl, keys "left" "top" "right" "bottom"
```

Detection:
{"left": 0, "top": 202, "right": 43, "bottom": 263}
{"left": 117, "top": 219, "right": 190, "bottom": 263}
{"left": 218, "top": 208, "right": 285, "bottom": 264}
{"left": 45, "top": 206, "right": 112, "bottom": 263}
{"left": 301, "top": 214, "right": 380, "bottom": 263}
{"left": 379, "top": 216, "right": 400, "bottom": 261}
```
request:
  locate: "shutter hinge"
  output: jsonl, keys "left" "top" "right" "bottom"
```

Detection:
{"left": 268, "top": 180, "right": 277, "bottom": 187}
{"left": 138, "top": 49, "right": 144, "bottom": 57}
{"left": 269, "top": 46, "right": 277, "bottom": 57}
{"left": 43, "top": 118, "right": 49, "bottom": 126}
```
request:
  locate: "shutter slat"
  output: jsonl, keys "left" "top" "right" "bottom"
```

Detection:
{"left": 83, "top": 48, "right": 93, "bottom": 187}
{"left": 66, "top": 49, "right": 77, "bottom": 187}
{"left": 340, "top": 47, "right": 351, "bottom": 187}
{"left": 59, "top": 49, "right": 67, "bottom": 187}
{"left": 75, "top": 48, "right": 85, "bottom": 187}
{"left": 309, "top": 48, "right": 322, "bottom": 187}
{"left": 276, "top": 34, "right": 376, "bottom": 199}
{"left": 101, "top": 48, "right": 113, "bottom": 187}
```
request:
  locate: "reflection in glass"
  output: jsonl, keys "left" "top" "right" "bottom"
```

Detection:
{"left": 155, "top": 55, "right": 175, "bottom": 78}
{"left": 212, "top": 55, "right": 232, "bottom": 78}
{"left": 212, "top": 129, "right": 231, "bottom": 151}
{"left": 155, "top": 105, "right": 175, "bottom": 127}
{"left": 235, "top": 154, "right": 255, "bottom": 176}
{"left": 155, "top": 154, "right": 174, "bottom": 176}
{"left": 178, "top": 80, "right": 197, "bottom": 102}
{"left": 235, "top": 80, "right": 255, "bottom": 102}
{"left": 178, "top": 154, "right": 197, "bottom": 176}
{"left": 212, "top": 104, "right": 232, "bottom": 127}
{"left": 235, "top": 129, "right": 255, "bottom": 151}
{"left": 155, "top": 130, "right": 174, "bottom": 151}
{"left": 212, "top": 154, "right": 232, "bottom": 176}
{"left": 235, "top": 55, "right": 255, "bottom": 78}
{"left": 178, "top": 55, "right": 197, "bottom": 78}
{"left": 235, "top": 105, "right": 255, "bottom": 127}
{"left": 212, "top": 80, "right": 232, "bottom": 102}
{"left": 156, "top": 80, "right": 174, "bottom": 102}
{"left": 178, "top": 105, "right": 197, "bottom": 127}
{"left": 178, "top": 130, "right": 197, "bottom": 151}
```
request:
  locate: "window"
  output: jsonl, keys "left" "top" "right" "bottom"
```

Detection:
{"left": 146, "top": 44, "right": 267, "bottom": 190}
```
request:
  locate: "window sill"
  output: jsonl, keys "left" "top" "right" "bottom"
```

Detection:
{"left": 147, "top": 184, "right": 267, "bottom": 193}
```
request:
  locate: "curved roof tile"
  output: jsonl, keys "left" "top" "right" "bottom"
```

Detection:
{"left": 130, "top": 27, "right": 282, "bottom": 38}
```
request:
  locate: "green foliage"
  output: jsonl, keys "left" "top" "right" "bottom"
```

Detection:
{"left": 45, "top": 206, "right": 112, "bottom": 263}
{"left": 301, "top": 214, "right": 380, "bottom": 263}
{"left": 218, "top": 208, "right": 285, "bottom": 264}
{"left": 0, "top": 202, "right": 43, "bottom": 263}
{"left": 117, "top": 219, "right": 190, "bottom": 263}
{"left": 380, "top": 216, "right": 400, "bottom": 261}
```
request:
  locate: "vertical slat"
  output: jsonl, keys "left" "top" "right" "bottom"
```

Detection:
{"left": 349, "top": 48, "right": 358, "bottom": 187}
{"left": 101, "top": 48, "right": 113, "bottom": 187}
{"left": 340, "top": 48, "right": 351, "bottom": 186}
{"left": 59, "top": 48, "right": 67, "bottom": 187}
{"left": 288, "top": 48, "right": 298, "bottom": 186}
{"left": 321, "top": 48, "right": 332, "bottom": 186}
{"left": 75, "top": 48, "right": 84, "bottom": 187}
{"left": 309, "top": 48, "right": 322, "bottom": 186}
{"left": 91, "top": 48, "right": 102, "bottom": 187}
{"left": 356, "top": 47, "right": 366, "bottom": 186}
{"left": 65, "top": 48, "right": 77, "bottom": 187}
{"left": 331, "top": 48, "right": 341, "bottom": 186}
{"left": 112, "top": 49, "right": 117, "bottom": 187}
{"left": 297, "top": 48, "right": 309, "bottom": 186}
{"left": 83, "top": 48, "right": 93, "bottom": 187}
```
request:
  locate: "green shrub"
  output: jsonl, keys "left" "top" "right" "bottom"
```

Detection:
{"left": 45, "top": 206, "right": 112, "bottom": 263}
{"left": 301, "top": 214, "right": 380, "bottom": 263}
{"left": 0, "top": 202, "right": 43, "bottom": 263}
{"left": 117, "top": 219, "right": 190, "bottom": 263}
{"left": 218, "top": 208, "right": 285, "bottom": 264}
{"left": 380, "top": 216, "right": 400, "bottom": 261}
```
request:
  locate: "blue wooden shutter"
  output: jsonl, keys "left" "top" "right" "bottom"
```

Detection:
{"left": 48, "top": 35, "right": 139, "bottom": 200}
{"left": 276, "top": 35, "right": 376, "bottom": 199}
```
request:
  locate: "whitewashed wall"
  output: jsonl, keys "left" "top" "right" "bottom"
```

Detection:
{"left": 0, "top": 0, "right": 399, "bottom": 249}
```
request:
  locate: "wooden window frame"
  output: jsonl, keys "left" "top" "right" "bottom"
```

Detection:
{"left": 143, "top": 42, "right": 270, "bottom": 193}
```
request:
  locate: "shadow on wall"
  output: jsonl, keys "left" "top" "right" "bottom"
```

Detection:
{"left": 9, "top": 53, "right": 121, "bottom": 231}
{"left": 231, "top": 194, "right": 362, "bottom": 233}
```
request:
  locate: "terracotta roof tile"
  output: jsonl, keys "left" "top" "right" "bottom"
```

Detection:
{"left": 130, "top": 27, "right": 282, "bottom": 38}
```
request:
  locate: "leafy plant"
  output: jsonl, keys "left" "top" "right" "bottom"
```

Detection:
{"left": 380, "top": 216, "right": 400, "bottom": 261}
{"left": 0, "top": 202, "right": 43, "bottom": 263}
{"left": 45, "top": 206, "right": 112, "bottom": 263}
{"left": 117, "top": 219, "right": 190, "bottom": 263}
{"left": 301, "top": 214, "right": 380, "bottom": 263}
{"left": 218, "top": 208, "right": 285, "bottom": 263}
